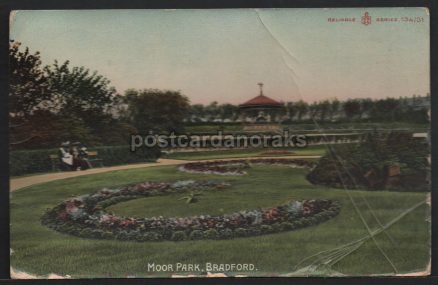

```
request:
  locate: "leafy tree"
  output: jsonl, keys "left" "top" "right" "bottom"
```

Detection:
{"left": 190, "top": 104, "right": 206, "bottom": 121}
{"left": 124, "top": 89, "right": 190, "bottom": 133}
{"left": 360, "top": 99, "right": 373, "bottom": 119}
{"left": 218, "top": 103, "right": 238, "bottom": 120}
{"left": 368, "top": 98, "right": 399, "bottom": 121}
{"left": 329, "top": 98, "right": 340, "bottom": 121}
{"left": 44, "top": 60, "right": 118, "bottom": 126}
{"left": 204, "top": 101, "right": 219, "bottom": 121}
{"left": 295, "top": 100, "right": 308, "bottom": 121}
{"left": 10, "top": 110, "right": 98, "bottom": 149}
{"left": 285, "top": 102, "right": 297, "bottom": 120}
{"left": 319, "top": 100, "right": 331, "bottom": 122}
{"left": 343, "top": 100, "right": 361, "bottom": 120}
{"left": 309, "top": 102, "right": 320, "bottom": 120}
{"left": 9, "top": 41, "right": 56, "bottom": 147}
{"left": 9, "top": 41, "right": 52, "bottom": 117}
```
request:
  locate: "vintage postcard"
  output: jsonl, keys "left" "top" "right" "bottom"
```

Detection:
{"left": 9, "top": 8, "right": 430, "bottom": 278}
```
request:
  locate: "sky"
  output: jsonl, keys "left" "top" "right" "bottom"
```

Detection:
{"left": 10, "top": 8, "right": 430, "bottom": 104}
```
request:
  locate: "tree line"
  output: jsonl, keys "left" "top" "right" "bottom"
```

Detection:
{"left": 9, "top": 41, "right": 190, "bottom": 150}
{"left": 10, "top": 42, "right": 429, "bottom": 150}
{"left": 188, "top": 96, "right": 429, "bottom": 124}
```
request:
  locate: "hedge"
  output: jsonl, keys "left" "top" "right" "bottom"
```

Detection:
{"left": 10, "top": 145, "right": 161, "bottom": 177}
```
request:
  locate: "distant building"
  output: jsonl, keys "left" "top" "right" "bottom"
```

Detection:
{"left": 238, "top": 83, "right": 285, "bottom": 123}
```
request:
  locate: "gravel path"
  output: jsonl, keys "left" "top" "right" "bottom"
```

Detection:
{"left": 10, "top": 156, "right": 321, "bottom": 192}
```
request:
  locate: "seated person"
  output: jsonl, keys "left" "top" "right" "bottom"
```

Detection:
{"left": 58, "top": 141, "right": 91, "bottom": 171}
{"left": 70, "top": 142, "right": 91, "bottom": 171}
{"left": 58, "top": 141, "right": 74, "bottom": 171}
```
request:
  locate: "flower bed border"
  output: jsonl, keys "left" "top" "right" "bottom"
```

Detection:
{"left": 42, "top": 159, "right": 340, "bottom": 242}
{"left": 178, "top": 158, "right": 315, "bottom": 176}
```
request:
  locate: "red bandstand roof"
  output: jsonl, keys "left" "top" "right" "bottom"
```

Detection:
{"left": 240, "top": 95, "right": 283, "bottom": 107}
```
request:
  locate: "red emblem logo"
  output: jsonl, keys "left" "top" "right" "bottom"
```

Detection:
{"left": 361, "top": 12, "right": 372, "bottom": 25}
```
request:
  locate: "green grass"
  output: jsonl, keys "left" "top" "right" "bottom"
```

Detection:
{"left": 10, "top": 165, "right": 430, "bottom": 277}
{"left": 163, "top": 145, "right": 326, "bottom": 160}
{"left": 184, "top": 122, "right": 429, "bottom": 133}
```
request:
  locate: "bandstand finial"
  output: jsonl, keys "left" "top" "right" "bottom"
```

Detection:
{"left": 258, "top": 82, "right": 264, "bottom": 95}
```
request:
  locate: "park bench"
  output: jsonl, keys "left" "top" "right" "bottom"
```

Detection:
{"left": 49, "top": 151, "right": 104, "bottom": 171}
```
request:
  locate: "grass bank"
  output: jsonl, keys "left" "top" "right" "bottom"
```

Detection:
{"left": 10, "top": 165, "right": 430, "bottom": 277}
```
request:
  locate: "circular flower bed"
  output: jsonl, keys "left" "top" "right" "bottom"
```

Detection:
{"left": 179, "top": 158, "right": 315, "bottom": 176}
{"left": 42, "top": 177, "right": 340, "bottom": 242}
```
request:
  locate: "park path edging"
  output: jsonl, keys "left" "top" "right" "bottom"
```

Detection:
{"left": 10, "top": 156, "right": 321, "bottom": 192}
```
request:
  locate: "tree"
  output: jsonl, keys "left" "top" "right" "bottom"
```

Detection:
{"left": 360, "top": 99, "right": 373, "bottom": 119}
{"left": 9, "top": 41, "right": 52, "bottom": 117}
{"left": 329, "top": 98, "right": 340, "bottom": 121}
{"left": 295, "top": 100, "right": 308, "bottom": 121}
{"left": 190, "top": 104, "right": 206, "bottom": 121}
{"left": 124, "top": 89, "right": 190, "bottom": 133}
{"left": 10, "top": 110, "right": 99, "bottom": 149}
{"left": 9, "top": 41, "right": 56, "bottom": 147}
{"left": 319, "top": 100, "right": 331, "bottom": 122}
{"left": 285, "top": 102, "right": 297, "bottom": 120}
{"left": 204, "top": 101, "right": 219, "bottom": 121}
{"left": 370, "top": 98, "right": 399, "bottom": 121}
{"left": 218, "top": 104, "right": 238, "bottom": 120}
{"left": 343, "top": 100, "right": 361, "bottom": 120}
{"left": 44, "top": 60, "right": 118, "bottom": 127}
{"left": 309, "top": 102, "right": 320, "bottom": 120}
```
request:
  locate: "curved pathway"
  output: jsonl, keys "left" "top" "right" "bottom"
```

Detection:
{"left": 10, "top": 156, "right": 321, "bottom": 192}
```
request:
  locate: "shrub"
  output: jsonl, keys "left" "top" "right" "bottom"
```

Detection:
{"left": 189, "top": 230, "right": 204, "bottom": 240}
{"left": 247, "top": 228, "right": 261, "bottom": 236}
{"left": 280, "top": 222, "right": 294, "bottom": 230}
{"left": 171, "top": 231, "right": 187, "bottom": 241}
{"left": 234, "top": 228, "right": 247, "bottom": 237}
{"left": 307, "top": 132, "right": 429, "bottom": 192}
{"left": 116, "top": 230, "right": 131, "bottom": 240}
{"left": 260, "top": 225, "right": 273, "bottom": 234}
{"left": 203, "top": 229, "right": 218, "bottom": 240}
{"left": 145, "top": 232, "right": 161, "bottom": 241}
{"left": 293, "top": 220, "right": 304, "bottom": 228}
{"left": 271, "top": 223, "right": 282, "bottom": 232}
{"left": 101, "top": 231, "right": 114, "bottom": 239}
{"left": 79, "top": 228, "right": 94, "bottom": 238}
{"left": 219, "top": 228, "right": 233, "bottom": 239}
{"left": 10, "top": 145, "right": 161, "bottom": 176}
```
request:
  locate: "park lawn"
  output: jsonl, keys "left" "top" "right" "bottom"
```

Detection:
{"left": 10, "top": 165, "right": 430, "bottom": 278}
{"left": 163, "top": 145, "right": 326, "bottom": 160}
{"left": 184, "top": 122, "right": 429, "bottom": 133}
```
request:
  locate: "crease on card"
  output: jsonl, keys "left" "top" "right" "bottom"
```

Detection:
{"left": 288, "top": 197, "right": 430, "bottom": 276}
{"left": 10, "top": 267, "right": 71, "bottom": 279}
{"left": 254, "top": 8, "right": 430, "bottom": 277}
{"left": 9, "top": 11, "right": 18, "bottom": 35}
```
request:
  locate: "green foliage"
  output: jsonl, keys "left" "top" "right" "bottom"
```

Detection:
{"left": 203, "top": 229, "right": 218, "bottom": 239}
{"left": 13, "top": 165, "right": 430, "bottom": 275}
{"left": 189, "top": 230, "right": 204, "bottom": 240}
{"left": 218, "top": 228, "right": 233, "bottom": 239}
{"left": 170, "top": 231, "right": 187, "bottom": 241}
{"left": 260, "top": 224, "right": 273, "bottom": 234}
{"left": 178, "top": 191, "right": 202, "bottom": 204}
{"left": 10, "top": 145, "right": 161, "bottom": 176}
{"left": 234, "top": 228, "right": 247, "bottom": 237}
{"left": 124, "top": 89, "right": 190, "bottom": 133}
{"left": 44, "top": 60, "right": 118, "bottom": 125}
{"left": 343, "top": 100, "right": 361, "bottom": 119}
{"left": 9, "top": 41, "right": 52, "bottom": 116}
{"left": 9, "top": 43, "right": 134, "bottom": 150}
{"left": 280, "top": 222, "right": 295, "bottom": 230}
{"left": 307, "top": 132, "right": 429, "bottom": 192}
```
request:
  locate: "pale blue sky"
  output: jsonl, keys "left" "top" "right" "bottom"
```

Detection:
{"left": 10, "top": 8, "right": 429, "bottom": 104}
